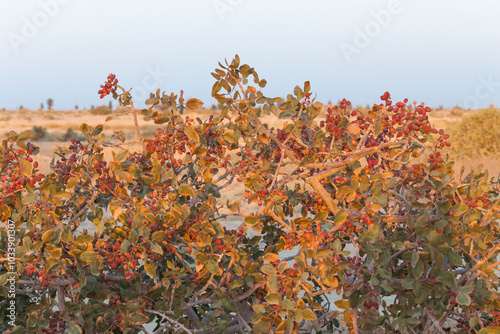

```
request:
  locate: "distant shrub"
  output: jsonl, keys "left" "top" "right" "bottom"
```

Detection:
{"left": 31, "top": 126, "right": 47, "bottom": 141}
{"left": 59, "top": 128, "right": 86, "bottom": 142}
{"left": 89, "top": 105, "right": 112, "bottom": 115}
{"left": 449, "top": 107, "right": 500, "bottom": 159}
{"left": 450, "top": 109, "right": 463, "bottom": 117}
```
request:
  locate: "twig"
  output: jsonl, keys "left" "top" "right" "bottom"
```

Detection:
{"left": 486, "top": 260, "right": 500, "bottom": 271}
{"left": 424, "top": 308, "right": 446, "bottom": 334}
{"left": 115, "top": 85, "right": 145, "bottom": 150}
{"left": 312, "top": 286, "right": 339, "bottom": 297}
{"left": 188, "top": 273, "right": 215, "bottom": 305}
{"left": 475, "top": 310, "right": 485, "bottom": 328}
{"left": 355, "top": 124, "right": 373, "bottom": 151}
{"left": 458, "top": 241, "right": 500, "bottom": 285}
{"left": 307, "top": 176, "right": 340, "bottom": 215}
{"left": 67, "top": 192, "right": 98, "bottom": 226}
{"left": 267, "top": 209, "right": 293, "bottom": 232}
{"left": 352, "top": 308, "right": 359, "bottom": 334}
{"left": 236, "top": 311, "right": 252, "bottom": 332}
{"left": 235, "top": 282, "right": 265, "bottom": 302}
{"left": 269, "top": 133, "right": 292, "bottom": 190}
{"left": 57, "top": 279, "right": 65, "bottom": 313}
{"left": 145, "top": 309, "right": 193, "bottom": 334}
{"left": 175, "top": 251, "right": 195, "bottom": 275}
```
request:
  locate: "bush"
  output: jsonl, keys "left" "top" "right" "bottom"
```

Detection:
{"left": 1, "top": 57, "right": 500, "bottom": 334}
{"left": 30, "top": 126, "right": 47, "bottom": 141}
{"left": 58, "top": 128, "right": 86, "bottom": 142}
{"left": 449, "top": 107, "right": 500, "bottom": 159}
{"left": 90, "top": 105, "right": 113, "bottom": 115}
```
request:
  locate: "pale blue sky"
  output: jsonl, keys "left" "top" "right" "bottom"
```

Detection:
{"left": 1, "top": 0, "right": 500, "bottom": 110}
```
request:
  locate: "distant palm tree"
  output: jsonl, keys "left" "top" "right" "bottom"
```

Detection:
{"left": 47, "top": 98, "right": 54, "bottom": 110}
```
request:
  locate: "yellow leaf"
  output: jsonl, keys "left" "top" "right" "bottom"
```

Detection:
{"left": 186, "top": 98, "right": 204, "bottom": 110}
{"left": 346, "top": 123, "right": 361, "bottom": 136}
{"left": 144, "top": 261, "right": 158, "bottom": 280}
{"left": 178, "top": 184, "right": 195, "bottom": 197}
{"left": 302, "top": 308, "right": 317, "bottom": 321}
{"left": 51, "top": 248, "right": 62, "bottom": 259}
{"left": 263, "top": 253, "right": 279, "bottom": 263}
{"left": 335, "top": 299, "right": 350, "bottom": 310}
{"left": 184, "top": 125, "right": 200, "bottom": 143}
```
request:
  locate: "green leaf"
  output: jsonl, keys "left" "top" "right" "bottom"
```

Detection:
{"left": 252, "top": 304, "right": 267, "bottom": 314}
{"left": 313, "top": 211, "right": 328, "bottom": 222}
{"left": 304, "top": 81, "right": 311, "bottom": 93}
{"left": 21, "top": 159, "right": 32, "bottom": 177}
{"left": 436, "top": 243, "right": 451, "bottom": 253}
{"left": 184, "top": 125, "right": 200, "bottom": 143}
{"left": 0, "top": 273, "right": 10, "bottom": 286}
{"left": 41, "top": 230, "right": 55, "bottom": 242}
{"left": 272, "top": 196, "right": 288, "bottom": 205}
{"left": 207, "top": 259, "right": 221, "bottom": 275}
{"left": 229, "top": 280, "right": 244, "bottom": 289}
{"left": 264, "top": 292, "right": 281, "bottom": 305}
{"left": 151, "top": 231, "right": 167, "bottom": 242}
{"left": 10, "top": 326, "right": 27, "bottom": 334}
{"left": 129, "top": 312, "right": 150, "bottom": 325}
{"left": 334, "top": 210, "right": 347, "bottom": 225}
{"left": 132, "top": 212, "right": 145, "bottom": 229}
{"left": 411, "top": 251, "right": 419, "bottom": 268}
{"left": 145, "top": 97, "right": 160, "bottom": 106}
{"left": 120, "top": 240, "right": 131, "bottom": 253}
{"left": 80, "top": 123, "right": 90, "bottom": 134}
{"left": 80, "top": 251, "right": 97, "bottom": 263}
{"left": 186, "top": 98, "right": 204, "bottom": 109}
{"left": 456, "top": 292, "right": 471, "bottom": 305}
{"left": 67, "top": 322, "right": 83, "bottom": 334}
{"left": 22, "top": 193, "right": 36, "bottom": 205}
{"left": 195, "top": 253, "right": 209, "bottom": 264}
{"left": 51, "top": 248, "right": 62, "bottom": 259}
{"left": 252, "top": 316, "right": 272, "bottom": 334}
{"left": 17, "top": 130, "right": 31, "bottom": 141}
{"left": 411, "top": 259, "right": 424, "bottom": 278}
{"left": 451, "top": 203, "right": 468, "bottom": 216}
{"left": 402, "top": 278, "right": 413, "bottom": 289}
{"left": 261, "top": 264, "right": 277, "bottom": 275}
{"left": 245, "top": 215, "right": 260, "bottom": 227}
{"left": 178, "top": 184, "right": 195, "bottom": 197}
{"left": 150, "top": 242, "right": 163, "bottom": 255}
{"left": 268, "top": 274, "right": 278, "bottom": 290}
{"left": 447, "top": 251, "right": 462, "bottom": 266}
{"left": 75, "top": 234, "right": 94, "bottom": 244}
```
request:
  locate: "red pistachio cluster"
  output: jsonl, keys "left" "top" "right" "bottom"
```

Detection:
{"left": 98, "top": 73, "right": 118, "bottom": 98}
